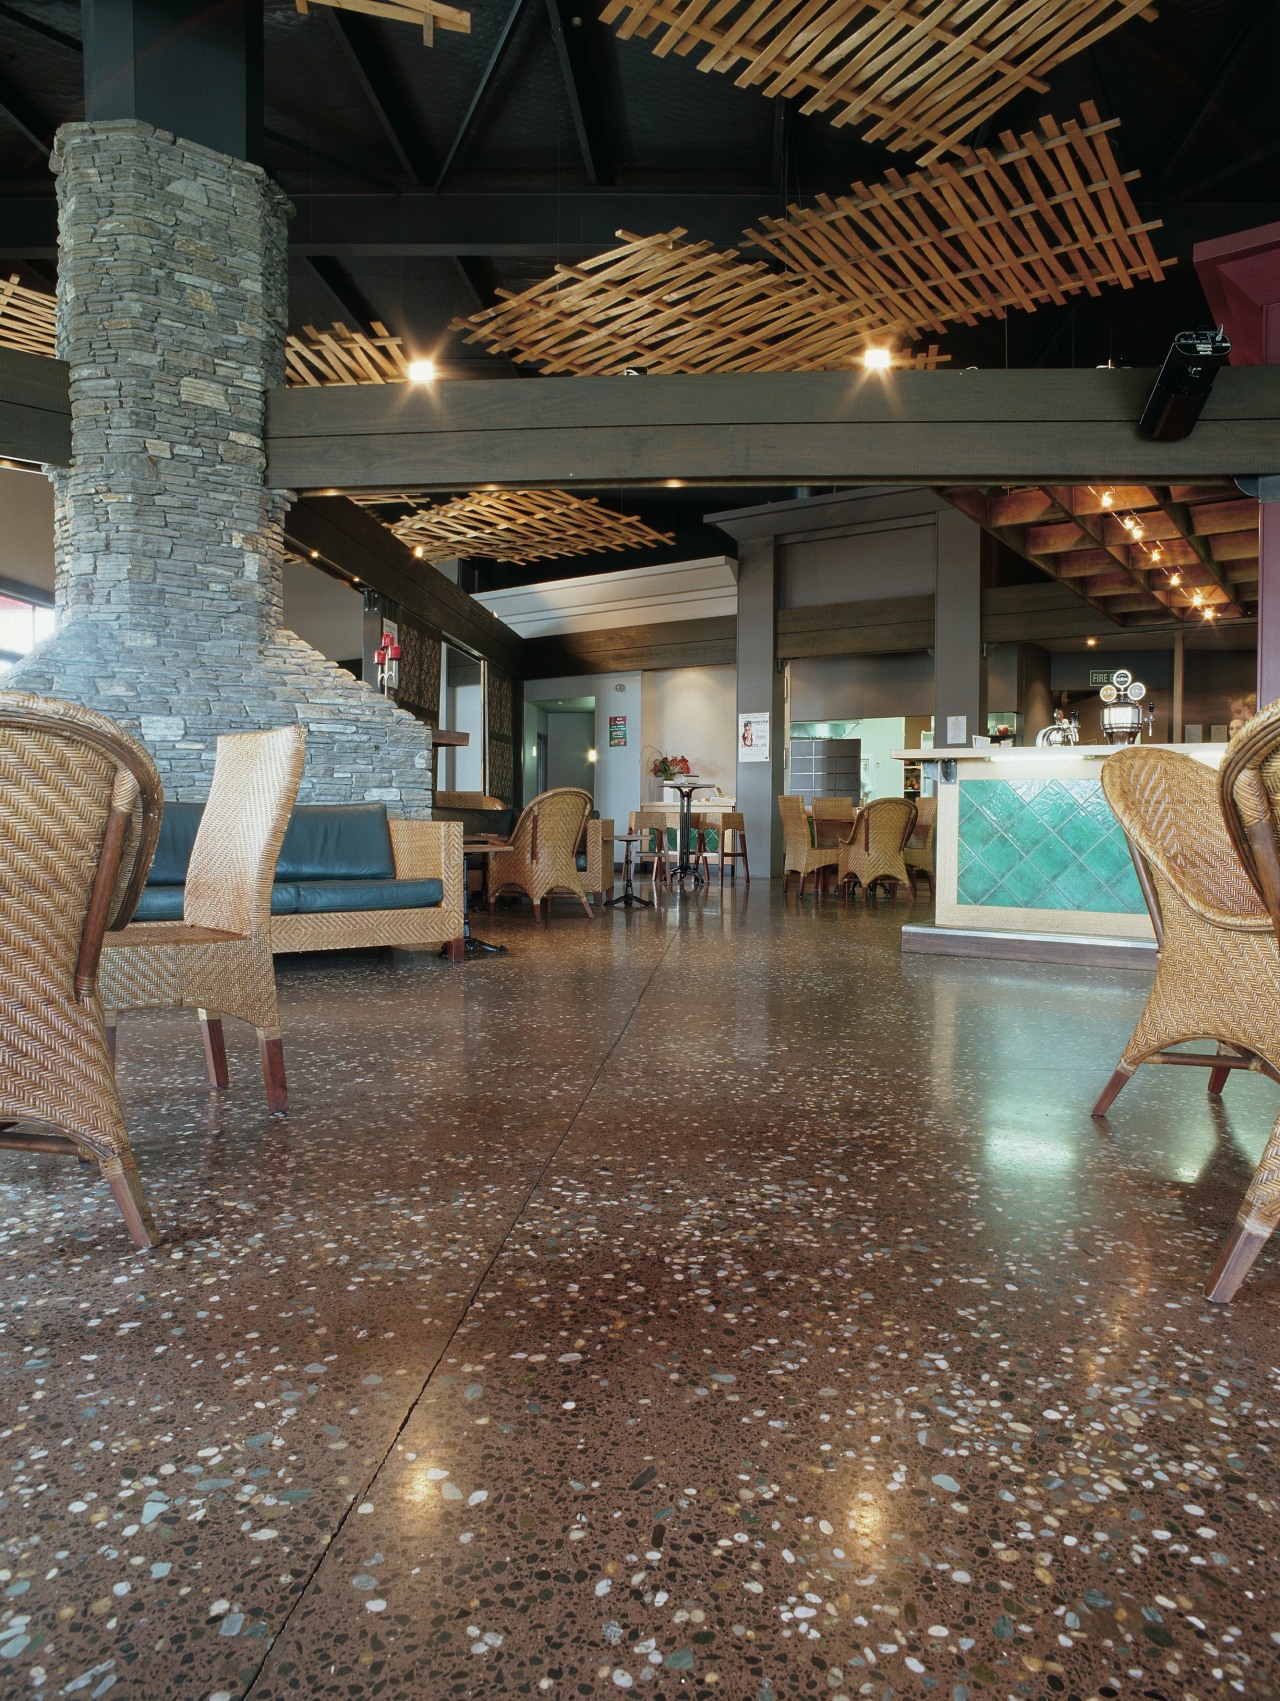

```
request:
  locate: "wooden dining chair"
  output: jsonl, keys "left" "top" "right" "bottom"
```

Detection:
{"left": 0, "top": 692, "right": 163, "bottom": 1246}
{"left": 487, "top": 787, "right": 595, "bottom": 919}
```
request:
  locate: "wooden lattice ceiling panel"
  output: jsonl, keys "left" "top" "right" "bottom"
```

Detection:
{"left": 451, "top": 229, "right": 945, "bottom": 374}
{"left": 599, "top": 0, "right": 1155, "bottom": 162}
{"left": 944, "top": 484, "right": 1258, "bottom": 627}
{"left": 295, "top": 0, "right": 469, "bottom": 47}
{"left": 0, "top": 275, "right": 56, "bottom": 357}
{"left": 284, "top": 321, "right": 415, "bottom": 385}
{"left": 749, "top": 106, "right": 1169, "bottom": 335}
{"left": 373, "top": 489, "right": 676, "bottom": 565}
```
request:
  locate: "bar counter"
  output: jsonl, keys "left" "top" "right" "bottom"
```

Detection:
{"left": 895, "top": 742, "right": 1225, "bottom": 967}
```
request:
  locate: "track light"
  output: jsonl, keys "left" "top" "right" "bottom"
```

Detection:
{"left": 1137, "top": 328, "right": 1231, "bottom": 441}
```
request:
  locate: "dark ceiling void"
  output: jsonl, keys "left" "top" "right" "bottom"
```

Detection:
{"left": 0, "top": 0, "right": 1276, "bottom": 371}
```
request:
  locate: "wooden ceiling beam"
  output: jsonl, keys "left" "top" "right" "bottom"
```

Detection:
{"left": 1041, "top": 484, "right": 1180, "bottom": 619}
{"left": 1150, "top": 485, "right": 1246, "bottom": 618}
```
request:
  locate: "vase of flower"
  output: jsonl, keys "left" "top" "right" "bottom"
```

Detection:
{"left": 650, "top": 752, "right": 692, "bottom": 800}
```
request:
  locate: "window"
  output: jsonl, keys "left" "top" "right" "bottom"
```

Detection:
{"left": 0, "top": 592, "right": 55, "bottom": 673}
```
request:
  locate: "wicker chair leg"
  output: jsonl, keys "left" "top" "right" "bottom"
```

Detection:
{"left": 198, "top": 1010, "right": 230, "bottom": 1089}
{"left": 1207, "top": 1112, "right": 1280, "bottom": 1300}
{"left": 105, "top": 1019, "right": 117, "bottom": 1066}
{"left": 445, "top": 935, "right": 465, "bottom": 963}
{"left": 1208, "top": 1044, "right": 1233, "bottom": 1096}
{"left": 1092, "top": 1059, "right": 1137, "bottom": 1117}
{"left": 102, "top": 1153, "right": 159, "bottom": 1249}
{"left": 579, "top": 893, "right": 595, "bottom": 920}
{"left": 257, "top": 1030, "right": 288, "bottom": 1114}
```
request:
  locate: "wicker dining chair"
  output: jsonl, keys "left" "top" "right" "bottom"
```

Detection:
{"left": 487, "top": 786, "right": 595, "bottom": 919}
{"left": 810, "top": 795, "right": 858, "bottom": 848}
{"left": 838, "top": 796, "right": 917, "bottom": 900}
{"left": 100, "top": 725, "right": 306, "bottom": 1115}
{"left": 692, "top": 810, "right": 751, "bottom": 886}
{"left": 1093, "top": 730, "right": 1280, "bottom": 1301}
{"left": 904, "top": 795, "right": 937, "bottom": 897}
{"left": 631, "top": 808, "right": 673, "bottom": 885}
{"left": 0, "top": 691, "right": 163, "bottom": 1247}
{"left": 779, "top": 794, "right": 839, "bottom": 895}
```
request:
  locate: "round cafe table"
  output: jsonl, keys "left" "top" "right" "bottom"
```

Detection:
{"left": 664, "top": 778, "right": 715, "bottom": 885}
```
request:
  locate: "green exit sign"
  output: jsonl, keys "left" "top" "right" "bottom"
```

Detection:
{"left": 1090, "top": 669, "right": 1117, "bottom": 687}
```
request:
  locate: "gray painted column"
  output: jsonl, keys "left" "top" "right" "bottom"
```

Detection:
{"left": 735, "top": 535, "right": 785, "bottom": 877}
{"left": 933, "top": 508, "right": 986, "bottom": 748}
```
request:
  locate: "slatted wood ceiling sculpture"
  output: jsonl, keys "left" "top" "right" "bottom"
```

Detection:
{"left": 600, "top": 0, "right": 1155, "bottom": 161}
{"left": 750, "top": 106, "right": 1167, "bottom": 329}
{"left": 0, "top": 275, "right": 56, "bottom": 357}
{"left": 377, "top": 489, "right": 676, "bottom": 566}
{"left": 454, "top": 108, "right": 1166, "bottom": 374}
{"left": 943, "top": 485, "right": 1259, "bottom": 626}
{"left": 294, "top": 0, "right": 469, "bottom": 48}
{"left": 453, "top": 229, "right": 946, "bottom": 374}
{"left": 284, "top": 321, "right": 414, "bottom": 386}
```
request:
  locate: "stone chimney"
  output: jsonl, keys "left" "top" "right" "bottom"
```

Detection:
{"left": 7, "top": 120, "right": 434, "bottom": 815}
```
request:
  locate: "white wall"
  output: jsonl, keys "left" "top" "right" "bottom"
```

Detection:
{"left": 648, "top": 665, "right": 737, "bottom": 798}
{"left": 282, "top": 560, "right": 363, "bottom": 660}
{"left": 0, "top": 468, "right": 55, "bottom": 597}
{"left": 526, "top": 672, "right": 642, "bottom": 832}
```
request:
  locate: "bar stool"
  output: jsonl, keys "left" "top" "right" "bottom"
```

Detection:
{"left": 704, "top": 810, "right": 749, "bottom": 886}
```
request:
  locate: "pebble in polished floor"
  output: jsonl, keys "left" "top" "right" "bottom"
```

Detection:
{"left": 2, "top": 888, "right": 1279, "bottom": 1701}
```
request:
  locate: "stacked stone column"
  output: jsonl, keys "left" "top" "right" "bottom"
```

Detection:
{"left": 8, "top": 119, "right": 433, "bottom": 814}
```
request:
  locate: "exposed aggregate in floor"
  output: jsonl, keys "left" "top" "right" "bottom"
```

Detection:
{"left": 2, "top": 885, "right": 1279, "bottom": 1701}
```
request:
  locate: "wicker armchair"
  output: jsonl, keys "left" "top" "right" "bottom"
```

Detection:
{"left": 810, "top": 795, "right": 858, "bottom": 848}
{"left": 0, "top": 692, "right": 163, "bottom": 1247}
{"left": 101, "top": 726, "right": 305, "bottom": 1115}
{"left": 904, "top": 795, "right": 937, "bottom": 897}
{"left": 1094, "top": 734, "right": 1280, "bottom": 1301}
{"left": 487, "top": 786, "right": 595, "bottom": 919}
{"left": 838, "top": 797, "right": 917, "bottom": 900}
{"left": 780, "top": 794, "right": 839, "bottom": 895}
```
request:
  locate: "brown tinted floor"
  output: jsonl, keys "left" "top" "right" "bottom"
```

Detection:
{"left": 2, "top": 887, "right": 1279, "bottom": 1701}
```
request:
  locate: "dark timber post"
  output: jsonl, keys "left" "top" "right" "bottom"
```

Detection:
{"left": 82, "top": 0, "right": 264, "bottom": 164}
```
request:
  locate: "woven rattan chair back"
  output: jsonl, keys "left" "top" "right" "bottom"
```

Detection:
{"left": 778, "top": 793, "right": 839, "bottom": 894}
{"left": 1096, "top": 741, "right": 1280, "bottom": 1301}
{"left": 1102, "top": 747, "right": 1265, "bottom": 929}
{"left": 0, "top": 691, "right": 163, "bottom": 1246}
{"left": 810, "top": 795, "right": 857, "bottom": 847}
{"left": 908, "top": 795, "right": 937, "bottom": 847}
{"left": 1219, "top": 701, "right": 1280, "bottom": 933}
{"left": 488, "top": 787, "right": 595, "bottom": 918}
{"left": 778, "top": 793, "right": 811, "bottom": 859}
{"left": 838, "top": 796, "right": 916, "bottom": 900}
{"left": 183, "top": 726, "right": 307, "bottom": 936}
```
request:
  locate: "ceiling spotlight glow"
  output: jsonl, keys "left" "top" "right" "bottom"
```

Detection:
{"left": 407, "top": 358, "right": 437, "bottom": 383}
{"left": 1170, "top": 572, "right": 1181, "bottom": 587}
{"left": 1100, "top": 490, "right": 1114, "bottom": 507}
{"left": 862, "top": 347, "right": 892, "bottom": 371}
{"left": 1087, "top": 637, "right": 1097, "bottom": 647}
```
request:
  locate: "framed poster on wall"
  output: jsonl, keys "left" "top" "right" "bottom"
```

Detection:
{"left": 738, "top": 712, "right": 770, "bottom": 762}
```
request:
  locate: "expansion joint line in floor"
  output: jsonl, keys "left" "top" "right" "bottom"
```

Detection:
{"left": 242, "top": 923, "right": 681, "bottom": 1695}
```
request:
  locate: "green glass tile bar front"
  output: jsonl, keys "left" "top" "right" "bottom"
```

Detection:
{"left": 957, "top": 778, "right": 1146, "bottom": 913}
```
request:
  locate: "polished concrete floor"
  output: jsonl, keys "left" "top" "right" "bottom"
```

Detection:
{"left": 2, "top": 885, "right": 1279, "bottom": 1701}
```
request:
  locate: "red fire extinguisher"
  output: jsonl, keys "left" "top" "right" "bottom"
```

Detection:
{"left": 375, "top": 632, "right": 401, "bottom": 696}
